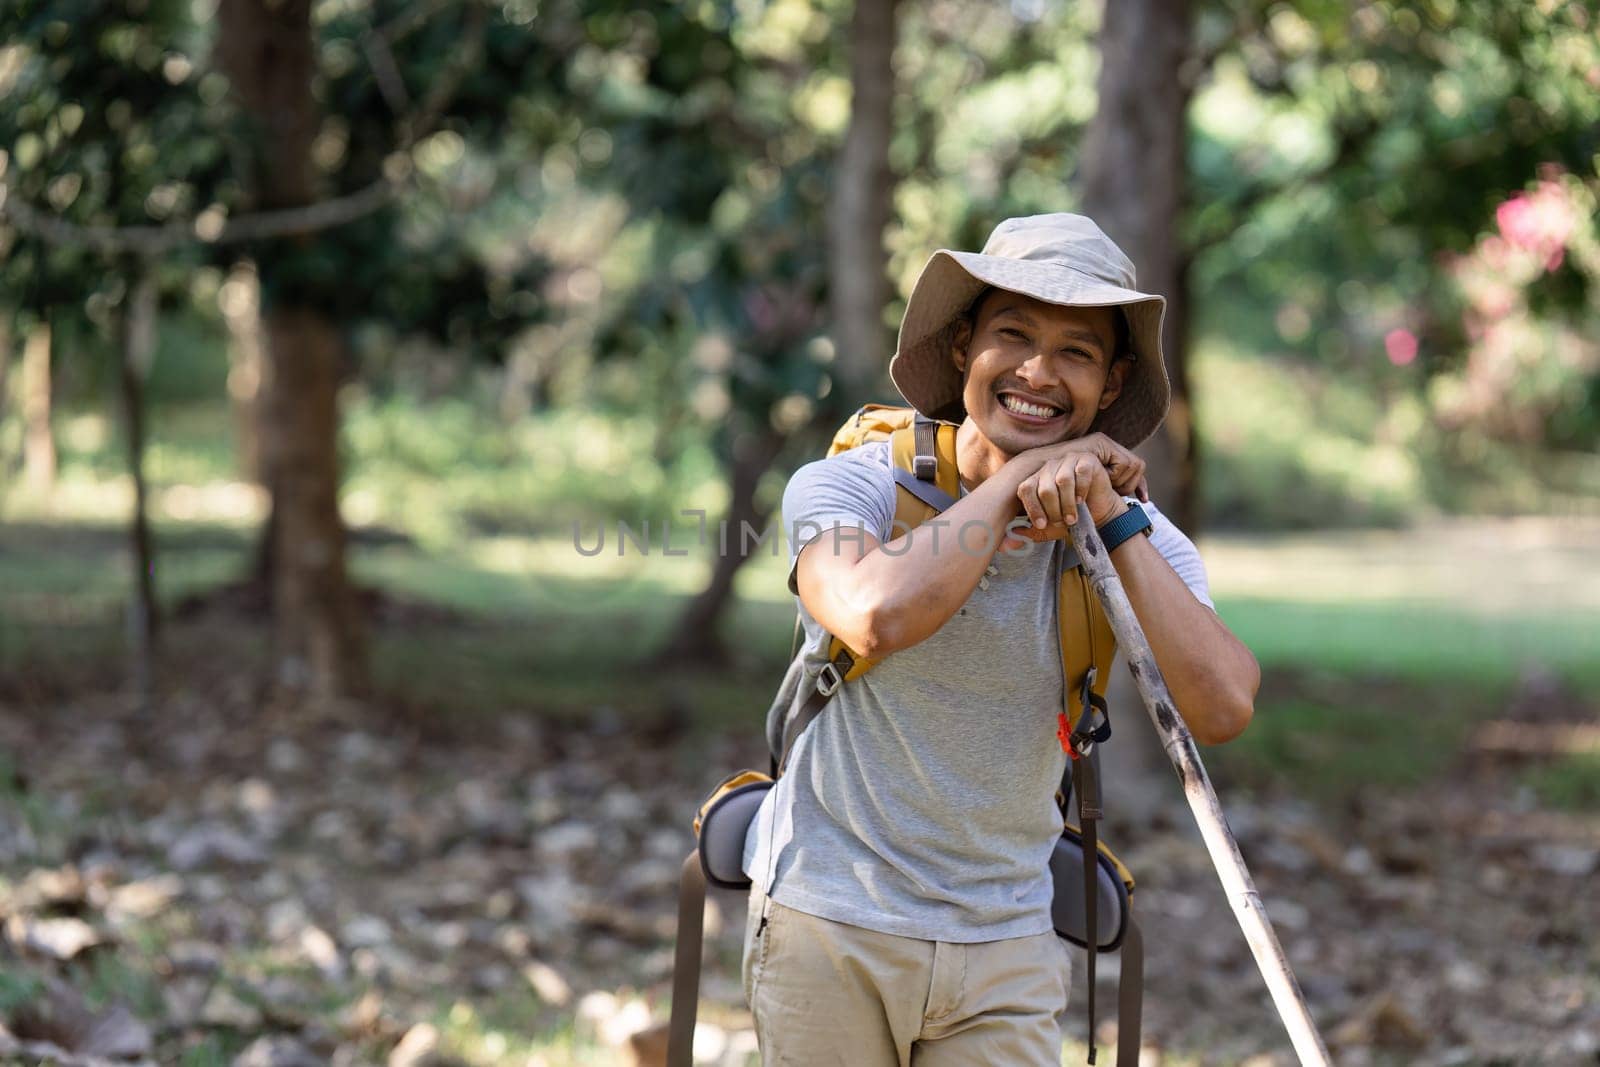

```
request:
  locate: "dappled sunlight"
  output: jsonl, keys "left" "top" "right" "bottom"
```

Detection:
{"left": 157, "top": 481, "right": 267, "bottom": 524}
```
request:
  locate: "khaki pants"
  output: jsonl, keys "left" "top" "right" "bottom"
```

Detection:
{"left": 743, "top": 887, "right": 1073, "bottom": 1066}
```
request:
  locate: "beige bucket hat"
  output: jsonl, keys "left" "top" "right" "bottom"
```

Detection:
{"left": 889, "top": 213, "right": 1170, "bottom": 448}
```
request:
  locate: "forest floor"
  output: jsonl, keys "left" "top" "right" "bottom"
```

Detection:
{"left": 1, "top": 518, "right": 1597, "bottom": 1066}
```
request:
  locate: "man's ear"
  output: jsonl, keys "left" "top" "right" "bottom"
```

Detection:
{"left": 1097, "top": 357, "right": 1131, "bottom": 411}
{"left": 950, "top": 319, "right": 972, "bottom": 373}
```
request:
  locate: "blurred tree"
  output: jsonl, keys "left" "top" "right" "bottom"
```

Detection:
{"left": 579, "top": 0, "right": 843, "bottom": 664}
{"left": 4, "top": 0, "right": 563, "bottom": 700}
{"left": 1079, "top": 0, "right": 1198, "bottom": 530}
{"left": 117, "top": 259, "right": 159, "bottom": 703}
{"left": 662, "top": 0, "right": 905, "bottom": 662}
{"left": 828, "top": 0, "right": 904, "bottom": 405}
{"left": 1076, "top": 0, "right": 1203, "bottom": 821}
{"left": 0, "top": 0, "right": 238, "bottom": 688}
{"left": 216, "top": 0, "right": 367, "bottom": 700}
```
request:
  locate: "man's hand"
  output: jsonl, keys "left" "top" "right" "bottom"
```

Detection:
{"left": 1001, "top": 433, "right": 1147, "bottom": 545}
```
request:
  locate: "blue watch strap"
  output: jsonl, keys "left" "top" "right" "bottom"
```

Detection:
{"left": 1097, "top": 501, "right": 1152, "bottom": 552}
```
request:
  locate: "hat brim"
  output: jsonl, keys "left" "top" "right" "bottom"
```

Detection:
{"left": 889, "top": 250, "right": 1170, "bottom": 448}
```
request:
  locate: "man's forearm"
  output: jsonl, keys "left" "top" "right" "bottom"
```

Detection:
{"left": 1107, "top": 531, "right": 1258, "bottom": 744}
{"left": 838, "top": 470, "right": 1031, "bottom": 658}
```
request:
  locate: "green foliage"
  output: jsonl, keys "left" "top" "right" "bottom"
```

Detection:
{"left": 1197, "top": 342, "right": 1425, "bottom": 527}
{"left": 1190, "top": 0, "right": 1600, "bottom": 467}
{"left": 0, "top": 0, "right": 236, "bottom": 361}
{"left": 341, "top": 389, "right": 724, "bottom": 545}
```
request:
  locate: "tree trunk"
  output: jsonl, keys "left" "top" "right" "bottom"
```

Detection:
{"left": 827, "top": 0, "right": 903, "bottom": 408}
{"left": 260, "top": 307, "right": 365, "bottom": 696}
{"left": 21, "top": 318, "right": 55, "bottom": 495}
{"left": 653, "top": 427, "right": 786, "bottom": 666}
{"left": 1078, "top": 0, "right": 1197, "bottom": 532}
{"left": 118, "top": 262, "right": 160, "bottom": 707}
{"left": 218, "top": 0, "right": 366, "bottom": 700}
{"left": 661, "top": 0, "right": 905, "bottom": 662}
{"left": 1077, "top": 0, "right": 1198, "bottom": 824}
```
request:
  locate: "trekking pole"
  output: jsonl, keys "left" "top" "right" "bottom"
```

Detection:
{"left": 1067, "top": 503, "right": 1332, "bottom": 1067}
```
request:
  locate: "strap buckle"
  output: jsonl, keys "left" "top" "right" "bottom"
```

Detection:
{"left": 912, "top": 415, "right": 938, "bottom": 480}
{"left": 816, "top": 662, "right": 843, "bottom": 696}
{"left": 1070, "top": 667, "right": 1112, "bottom": 757}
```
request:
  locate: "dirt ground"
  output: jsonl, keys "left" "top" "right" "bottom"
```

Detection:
{"left": 0, "top": 651, "right": 1596, "bottom": 1067}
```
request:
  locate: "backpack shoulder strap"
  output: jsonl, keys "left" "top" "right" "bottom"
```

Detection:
{"left": 1059, "top": 562, "right": 1118, "bottom": 730}
{"left": 888, "top": 414, "right": 961, "bottom": 526}
{"left": 823, "top": 416, "right": 961, "bottom": 684}
{"left": 779, "top": 417, "right": 958, "bottom": 770}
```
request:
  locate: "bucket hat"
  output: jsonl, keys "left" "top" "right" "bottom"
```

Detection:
{"left": 889, "top": 213, "right": 1170, "bottom": 448}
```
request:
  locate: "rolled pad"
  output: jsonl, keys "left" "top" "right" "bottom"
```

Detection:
{"left": 1050, "top": 831, "right": 1131, "bottom": 950}
{"left": 697, "top": 780, "right": 773, "bottom": 889}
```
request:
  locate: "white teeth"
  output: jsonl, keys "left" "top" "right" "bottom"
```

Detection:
{"left": 1000, "top": 394, "right": 1061, "bottom": 418}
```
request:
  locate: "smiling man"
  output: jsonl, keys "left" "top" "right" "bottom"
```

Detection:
{"left": 742, "top": 214, "right": 1259, "bottom": 1065}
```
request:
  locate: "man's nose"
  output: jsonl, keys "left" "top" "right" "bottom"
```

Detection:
{"left": 1015, "top": 351, "right": 1064, "bottom": 388}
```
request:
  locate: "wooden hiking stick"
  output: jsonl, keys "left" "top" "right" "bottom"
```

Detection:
{"left": 1067, "top": 503, "right": 1332, "bottom": 1067}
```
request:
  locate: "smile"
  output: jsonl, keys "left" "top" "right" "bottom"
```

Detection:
{"left": 998, "top": 393, "right": 1065, "bottom": 421}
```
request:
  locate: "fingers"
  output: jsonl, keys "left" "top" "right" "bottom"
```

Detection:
{"left": 1031, "top": 455, "right": 1099, "bottom": 526}
{"left": 1094, "top": 436, "right": 1146, "bottom": 499}
{"left": 1015, "top": 437, "right": 1147, "bottom": 533}
{"left": 1038, "top": 462, "right": 1070, "bottom": 526}
{"left": 1016, "top": 477, "right": 1044, "bottom": 530}
{"left": 1018, "top": 466, "right": 1067, "bottom": 529}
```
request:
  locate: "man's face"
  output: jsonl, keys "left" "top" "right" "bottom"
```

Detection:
{"left": 952, "top": 289, "right": 1128, "bottom": 457}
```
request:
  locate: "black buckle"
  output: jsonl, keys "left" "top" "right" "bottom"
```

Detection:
{"left": 1071, "top": 667, "right": 1112, "bottom": 756}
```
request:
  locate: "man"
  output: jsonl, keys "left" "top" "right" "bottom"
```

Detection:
{"left": 742, "top": 214, "right": 1258, "bottom": 1064}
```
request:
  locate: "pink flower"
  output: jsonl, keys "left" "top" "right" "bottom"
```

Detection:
{"left": 1384, "top": 328, "right": 1418, "bottom": 366}
{"left": 1495, "top": 179, "right": 1575, "bottom": 272}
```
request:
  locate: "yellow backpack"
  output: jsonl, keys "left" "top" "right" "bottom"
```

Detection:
{"left": 668, "top": 404, "right": 1144, "bottom": 1067}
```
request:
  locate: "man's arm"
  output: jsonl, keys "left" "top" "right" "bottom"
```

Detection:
{"left": 1098, "top": 519, "right": 1257, "bottom": 744}
{"left": 1012, "top": 443, "right": 1258, "bottom": 745}
{"left": 794, "top": 467, "right": 1034, "bottom": 660}
{"left": 794, "top": 435, "right": 1148, "bottom": 661}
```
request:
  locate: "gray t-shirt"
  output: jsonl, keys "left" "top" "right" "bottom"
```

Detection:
{"left": 743, "top": 439, "right": 1213, "bottom": 942}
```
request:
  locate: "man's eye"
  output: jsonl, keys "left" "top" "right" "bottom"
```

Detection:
{"left": 1066, "top": 348, "right": 1096, "bottom": 361}
{"left": 999, "top": 329, "right": 1028, "bottom": 341}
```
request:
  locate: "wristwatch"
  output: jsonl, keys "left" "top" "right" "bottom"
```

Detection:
{"left": 1097, "top": 496, "right": 1152, "bottom": 552}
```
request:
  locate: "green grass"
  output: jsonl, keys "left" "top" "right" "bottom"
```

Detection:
{"left": 1523, "top": 752, "right": 1600, "bottom": 812}
{"left": 1208, "top": 691, "right": 1469, "bottom": 796}
{"left": 1218, "top": 596, "right": 1600, "bottom": 693}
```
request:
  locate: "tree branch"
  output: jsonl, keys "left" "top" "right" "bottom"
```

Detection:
{"left": 0, "top": 174, "right": 402, "bottom": 255}
{"left": 401, "top": 1, "right": 488, "bottom": 146}
{"left": 1, "top": 0, "right": 488, "bottom": 258}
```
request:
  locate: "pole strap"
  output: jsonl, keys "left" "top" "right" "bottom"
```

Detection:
{"left": 1117, "top": 916, "right": 1145, "bottom": 1066}
{"left": 1073, "top": 752, "right": 1101, "bottom": 1064}
{"left": 666, "top": 851, "right": 706, "bottom": 1067}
